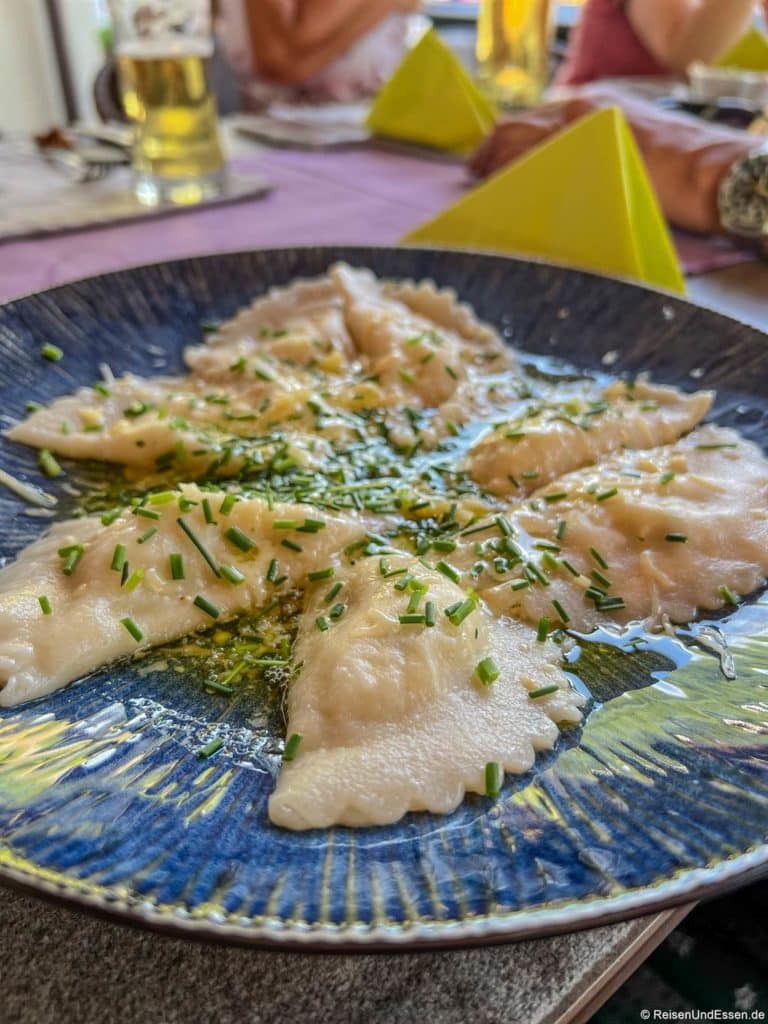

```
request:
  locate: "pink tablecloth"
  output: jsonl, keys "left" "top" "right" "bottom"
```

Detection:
{"left": 0, "top": 145, "right": 750, "bottom": 303}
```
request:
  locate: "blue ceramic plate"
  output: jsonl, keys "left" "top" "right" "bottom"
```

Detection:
{"left": 0, "top": 247, "right": 766, "bottom": 950}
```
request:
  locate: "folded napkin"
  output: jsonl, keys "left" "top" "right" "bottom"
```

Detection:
{"left": 403, "top": 106, "right": 685, "bottom": 295}
{"left": 366, "top": 29, "right": 496, "bottom": 155}
{"left": 716, "top": 27, "right": 768, "bottom": 71}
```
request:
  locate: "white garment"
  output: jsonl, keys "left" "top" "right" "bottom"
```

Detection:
{"left": 216, "top": 2, "right": 410, "bottom": 103}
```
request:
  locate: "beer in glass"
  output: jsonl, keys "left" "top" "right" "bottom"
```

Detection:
{"left": 111, "top": 0, "right": 225, "bottom": 206}
{"left": 477, "top": 0, "right": 554, "bottom": 108}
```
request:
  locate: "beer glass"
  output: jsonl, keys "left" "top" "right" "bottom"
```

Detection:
{"left": 476, "top": 0, "right": 554, "bottom": 109}
{"left": 110, "top": 0, "right": 226, "bottom": 206}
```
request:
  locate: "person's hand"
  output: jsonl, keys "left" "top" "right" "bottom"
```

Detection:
{"left": 469, "top": 87, "right": 759, "bottom": 235}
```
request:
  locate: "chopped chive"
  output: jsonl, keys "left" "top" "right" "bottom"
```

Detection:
{"left": 282, "top": 538, "right": 303, "bottom": 553}
{"left": 324, "top": 581, "right": 343, "bottom": 603}
{"left": 194, "top": 595, "right": 221, "bottom": 619}
{"left": 596, "top": 488, "right": 618, "bottom": 502}
{"left": 495, "top": 515, "right": 513, "bottom": 537}
{"left": 589, "top": 547, "right": 609, "bottom": 570}
{"left": 510, "top": 579, "right": 530, "bottom": 591}
{"left": 399, "top": 613, "right": 426, "bottom": 625}
{"left": 224, "top": 525, "right": 254, "bottom": 553}
{"left": 41, "top": 343, "right": 63, "bottom": 362}
{"left": 445, "top": 596, "right": 476, "bottom": 626}
{"left": 394, "top": 574, "right": 414, "bottom": 592}
{"left": 204, "top": 680, "right": 235, "bottom": 696}
{"left": 202, "top": 498, "right": 216, "bottom": 525}
{"left": 111, "top": 543, "right": 127, "bottom": 572}
{"left": 308, "top": 567, "right": 334, "bottom": 582}
{"left": 123, "top": 568, "right": 144, "bottom": 592}
{"left": 665, "top": 533, "right": 688, "bottom": 543}
{"left": 38, "top": 595, "right": 52, "bottom": 615}
{"left": 273, "top": 519, "right": 299, "bottom": 530}
{"left": 529, "top": 685, "right": 559, "bottom": 699}
{"left": 598, "top": 596, "right": 626, "bottom": 611}
{"left": 552, "top": 599, "right": 570, "bottom": 624}
{"left": 38, "top": 449, "right": 62, "bottom": 478}
{"left": 297, "top": 518, "right": 326, "bottom": 533}
{"left": 544, "top": 492, "right": 568, "bottom": 504}
{"left": 137, "top": 527, "right": 157, "bottom": 545}
{"left": 170, "top": 553, "right": 184, "bottom": 580}
{"left": 719, "top": 585, "right": 739, "bottom": 606}
{"left": 121, "top": 562, "right": 129, "bottom": 586}
{"left": 283, "top": 732, "right": 302, "bottom": 762}
{"left": 526, "top": 562, "right": 549, "bottom": 586}
{"left": 476, "top": 657, "right": 500, "bottom": 686}
{"left": 148, "top": 491, "right": 176, "bottom": 506}
{"left": 329, "top": 602, "right": 346, "bottom": 621}
{"left": 485, "top": 762, "right": 502, "bottom": 798}
{"left": 134, "top": 507, "right": 161, "bottom": 520}
{"left": 432, "top": 538, "right": 457, "bottom": 553}
{"left": 541, "top": 552, "right": 559, "bottom": 573}
{"left": 590, "top": 569, "right": 612, "bottom": 589}
{"left": 221, "top": 564, "right": 246, "bottom": 585}
{"left": 229, "top": 356, "right": 247, "bottom": 373}
{"left": 561, "top": 559, "right": 580, "bottom": 577}
{"left": 26, "top": 400, "right": 44, "bottom": 412}
{"left": 695, "top": 443, "right": 738, "bottom": 451}
{"left": 536, "top": 617, "right": 551, "bottom": 642}
{"left": 660, "top": 471, "right": 676, "bottom": 485}
{"left": 101, "top": 507, "right": 123, "bottom": 526}
{"left": 521, "top": 471, "right": 539, "bottom": 480}
{"left": 555, "top": 520, "right": 567, "bottom": 541}
{"left": 266, "top": 558, "right": 279, "bottom": 583}
{"left": 120, "top": 617, "right": 144, "bottom": 643}
{"left": 219, "top": 494, "right": 237, "bottom": 516}
{"left": 60, "top": 545, "right": 84, "bottom": 576}
{"left": 197, "top": 737, "right": 223, "bottom": 759}
{"left": 315, "top": 616, "right": 330, "bottom": 631}
{"left": 178, "top": 517, "right": 221, "bottom": 577}
{"left": 435, "top": 560, "right": 460, "bottom": 584}
{"left": 123, "top": 401, "right": 151, "bottom": 418}
{"left": 200, "top": 319, "right": 221, "bottom": 335}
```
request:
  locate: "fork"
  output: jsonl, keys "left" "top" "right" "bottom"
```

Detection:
{"left": 41, "top": 148, "right": 115, "bottom": 184}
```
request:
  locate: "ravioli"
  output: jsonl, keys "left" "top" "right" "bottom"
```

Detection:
{"left": 468, "top": 379, "right": 713, "bottom": 496}
{"left": 0, "top": 487, "right": 367, "bottom": 706}
{"left": 461, "top": 426, "right": 768, "bottom": 631}
{"left": 269, "top": 557, "right": 582, "bottom": 829}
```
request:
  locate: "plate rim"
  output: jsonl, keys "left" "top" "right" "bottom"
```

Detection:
{"left": 1, "top": 244, "right": 767, "bottom": 951}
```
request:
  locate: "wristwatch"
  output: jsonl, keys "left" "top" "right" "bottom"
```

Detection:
{"left": 718, "top": 144, "right": 768, "bottom": 250}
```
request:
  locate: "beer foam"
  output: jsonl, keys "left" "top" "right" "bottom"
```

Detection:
{"left": 116, "top": 38, "right": 214, "bottom": 60}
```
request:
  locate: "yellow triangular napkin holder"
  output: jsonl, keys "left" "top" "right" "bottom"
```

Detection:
{"left": 403, "top": 106, "right": 685, "bottom": 295}
{"left": 716, "top": 27, "right": 768, "bottom": 71}
{"left": 366, "top": 29, "right": 496, "bottom": 155}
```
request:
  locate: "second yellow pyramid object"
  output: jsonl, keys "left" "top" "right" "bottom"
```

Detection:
{"left": 716, "top": 27, "right": 768, "bottom": 71}
{"left": 366, "top": 29, "right": 496, "bottom": 155}
{"left": 404, "top": 106, "right": 685, "bottom": 295}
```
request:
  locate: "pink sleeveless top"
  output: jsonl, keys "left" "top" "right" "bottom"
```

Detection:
{"left": 556, "top": 0, "right": 667, "bottom": 86}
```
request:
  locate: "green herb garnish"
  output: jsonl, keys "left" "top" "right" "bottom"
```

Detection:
{"left": 121, "top": 617, "right": 144, "bottom": 643}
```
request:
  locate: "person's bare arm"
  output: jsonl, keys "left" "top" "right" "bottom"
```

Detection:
{"left": 468, "top": 88, "right": 758, "bottom": 234}
{"left": 244, "top": 0, "right": 418, "bottom": 84}
{"left": 626, "top": 0, "right": 756, "bottom": 72}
